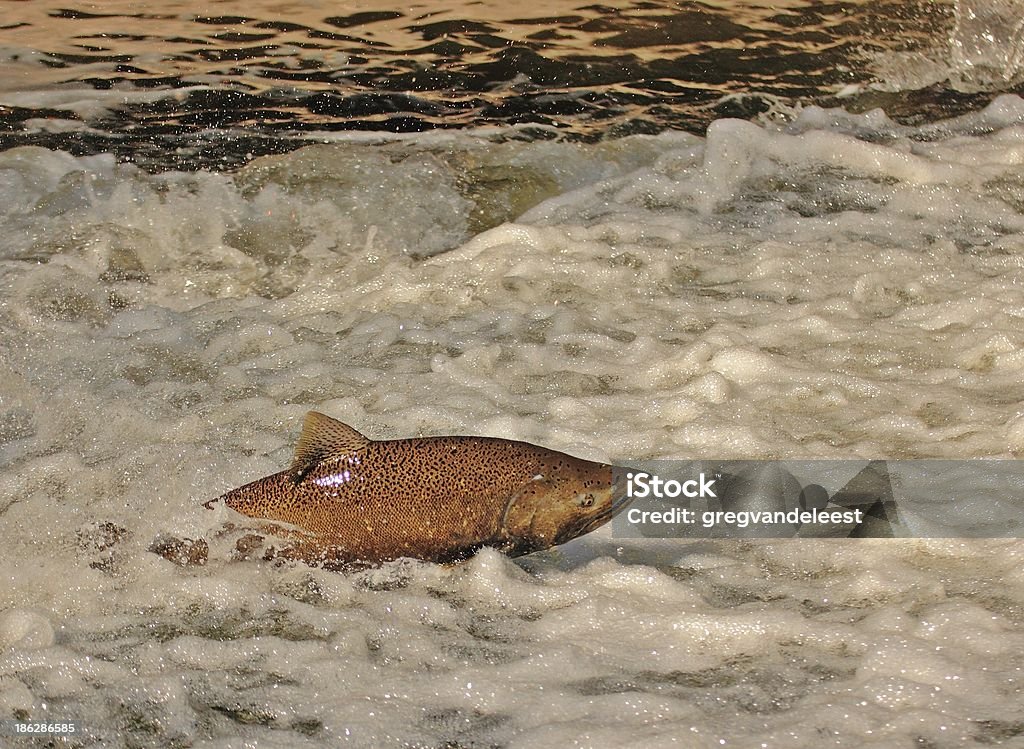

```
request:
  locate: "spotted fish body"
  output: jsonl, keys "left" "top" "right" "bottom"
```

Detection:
{"left": 209, "top": 412, "right": 622, "bottom": 567}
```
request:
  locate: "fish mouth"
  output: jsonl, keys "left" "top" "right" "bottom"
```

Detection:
{"left": 558, "top": 486, "right": 634, "bottom": 543}
{"left": 609, "top": 487, "right": 634, "bottom": 515}
{"left": 594, "top": 485, "right": 634, "bottom": 524}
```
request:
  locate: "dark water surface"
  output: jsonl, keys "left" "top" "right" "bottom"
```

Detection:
{"left": 2, "top": 0, "right": 1021, "bottom": 170}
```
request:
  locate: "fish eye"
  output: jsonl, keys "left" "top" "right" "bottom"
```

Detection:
{"left": 579, "top": 493, "right": 595, "bottom": 508}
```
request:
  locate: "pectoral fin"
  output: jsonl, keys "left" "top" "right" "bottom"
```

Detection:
{"left": 499, "top": 473, "right": 547, "bottom": 540}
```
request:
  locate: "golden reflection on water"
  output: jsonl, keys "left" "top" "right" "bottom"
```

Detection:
{"left": 0, "top": 0, "right": 945, "bottom": 94}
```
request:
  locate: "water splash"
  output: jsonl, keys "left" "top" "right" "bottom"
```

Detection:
{"left": 950, "top": 0, "right": 1024, "bottom": 91}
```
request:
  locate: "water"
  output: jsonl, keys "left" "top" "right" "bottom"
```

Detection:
{"left": 1, "top": 2, "right": 1024, "bottom": 747}
{"left": 1, "top": 0, "right": 1022, "bottom": 170}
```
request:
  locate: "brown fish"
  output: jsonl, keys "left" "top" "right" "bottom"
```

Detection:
{"left": 205, "top": 411, "right": 624, "bottom": 567}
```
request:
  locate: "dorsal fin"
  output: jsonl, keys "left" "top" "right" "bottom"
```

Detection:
{"left": 289, "top": 411, "right": 370, "bottom": 482}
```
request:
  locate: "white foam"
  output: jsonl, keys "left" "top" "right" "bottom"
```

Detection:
{"left": 2, "top": 102, "right": 1024, "bottom": 746}
{"left": 0, "top": 610, "right": 55, "bottom": 650}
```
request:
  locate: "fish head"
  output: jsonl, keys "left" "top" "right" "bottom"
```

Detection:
{"left": 500, "top": 456, "right": 627, "bottom": 554}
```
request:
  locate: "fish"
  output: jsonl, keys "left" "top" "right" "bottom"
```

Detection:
{"left": 204, "top": 411, "right": 625, "bottom": 568}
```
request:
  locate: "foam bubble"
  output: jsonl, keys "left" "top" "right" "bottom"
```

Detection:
{"left": 0, "top": 610, "right": 55, "bottom": 650}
